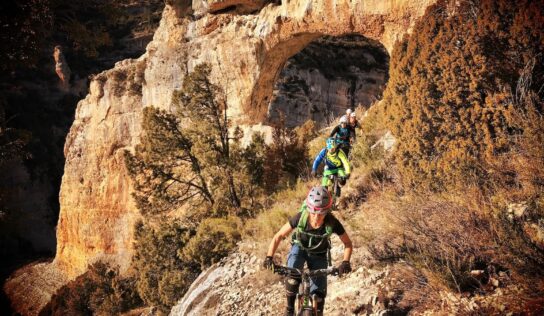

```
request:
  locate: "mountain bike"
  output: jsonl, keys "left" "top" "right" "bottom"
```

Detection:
{"left": 317, "top": 172, "right": 344, "bottom": 198}
{"left": 328, "top": 173, "right": 342, "bottom": 198}
{"left": 273, "top": 265, "right": 339, "bottom": 316}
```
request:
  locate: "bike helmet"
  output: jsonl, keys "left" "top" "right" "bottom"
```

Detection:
{"left": 306, "top": 186, "right": 332, "bottom": 214}
{"left": 350, "top": 112, "right": 356, "bottom": 118}
{"left": 340, "top": 115, "right": 348, "bottom": 124}
{"left": 326, "top": 137, "right": 337, "bottom": 150}
{"left": 346, "top": 108, "right": 353, "bottom": 116}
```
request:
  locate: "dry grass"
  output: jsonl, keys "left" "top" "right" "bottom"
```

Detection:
{"left": 241, "top": 180, "right": 311, "bottom": 259}
{"left": 353, "top": 183, "right": 544, "bottom": 297}
{"left": 361, "top": 192, "right": 493, "bottom": 289}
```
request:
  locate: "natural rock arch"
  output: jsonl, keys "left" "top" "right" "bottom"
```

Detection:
{"left": 248, "top": 33, "right": 388, "bottom": 123}
{"left": 219, "top": 0, "right": 436, "bottom": 122}
{"left": 263, "top": 34, "right": 390, "bottom": 127}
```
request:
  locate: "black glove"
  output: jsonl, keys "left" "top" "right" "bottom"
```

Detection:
{"left": 338, "top": 261, "right": 351, "bottom": 276}
{"left": 311, "top": 170, "right": 317, "bottom": 178}
{"left": 263, "top": 256, "right": 275, "bottom": 270}
{"left": 345, "top": 174, "right": 350, "bottom": 180}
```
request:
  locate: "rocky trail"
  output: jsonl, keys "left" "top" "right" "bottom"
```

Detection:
{"left": 170, "top": 240, "right": 392, "bottom": 316}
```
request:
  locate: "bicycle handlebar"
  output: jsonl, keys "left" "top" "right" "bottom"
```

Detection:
{"left": 315, "top": 173, "right": 346, "bottom": 181}
{"left": 273, "top": 265, "right": 339, "bottom": 277}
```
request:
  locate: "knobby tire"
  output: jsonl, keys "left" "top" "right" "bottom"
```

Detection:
{"left": 301, "top": 309, "right": 313, "bottom": 316}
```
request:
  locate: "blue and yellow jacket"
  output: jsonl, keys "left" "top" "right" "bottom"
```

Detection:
{"left": 312, "top": 148, "right": 351, "bottom": 174}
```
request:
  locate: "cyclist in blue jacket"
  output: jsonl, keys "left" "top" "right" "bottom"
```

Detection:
{"left": 311, "top": 138, "right": 351, "bottom": 197}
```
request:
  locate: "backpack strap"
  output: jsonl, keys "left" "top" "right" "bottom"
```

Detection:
{"left": 298, "top": 208, "right": 309, "bottom": 230}
{"left": 292, "top": 209, "right": 334, "bottom": 253}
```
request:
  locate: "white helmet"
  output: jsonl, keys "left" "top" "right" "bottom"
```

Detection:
{"left": 346, "top": 108, "right": 353, "bottom": 116}
{"left": 350, "top": 112, "right": 356, "bottom": 118}
{"left": 340, "top": 115, "right": 348, "bottom": 124}
{"left": 306, "top": 186, "right": 332, "bottom": 214}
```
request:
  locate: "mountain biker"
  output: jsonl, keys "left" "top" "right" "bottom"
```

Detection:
{"left": 264, "top": 186, "right": 353, "bottom": 316}
{"left": 348, "top": 112, "right": 360, "bottom": 141}
{"left": 311, "top": 138, "right": 351, "bottom": 196}
{"left": 329, "top": 115, "right": 354, "bottom": 156}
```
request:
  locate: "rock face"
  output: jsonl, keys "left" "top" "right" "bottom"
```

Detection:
{"left": 5, "top": 1, "right": 437, "bottom": 314}
{"left": 55, "top": 58, "right": 147, "bottom": 276}
{"left": 53, "top": 46, "right": 71, "bottom": 89}
{"left": 199, "top": 0, "right": 274, "bottom": 16}
{"left": 269, "top": 35, "right": 388, "bottom": 127}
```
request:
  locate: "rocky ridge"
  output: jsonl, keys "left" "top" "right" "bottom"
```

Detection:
{"left": 170, "top": 241, "right": 391, "bottom": 316}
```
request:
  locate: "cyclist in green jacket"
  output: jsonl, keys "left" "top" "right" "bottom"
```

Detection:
{"left": 311, "top": 138, "right": 351, "bottom": 197}
{"left": 264, "top": 186, "right": 353, "bottom": 316}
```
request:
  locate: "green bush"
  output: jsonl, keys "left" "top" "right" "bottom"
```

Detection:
{"left": 132, "top": 219, "right": 198, "bottom": 312}
{"left": 180, "top": 217, "right": 242, "bottom": 270}
{"left": 40, "top": 262, "right": 141, "bottom": 316}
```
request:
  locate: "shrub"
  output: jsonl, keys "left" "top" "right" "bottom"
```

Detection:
{"left": 262, "top": 115, "right": 310, "bottom": 190}
{"left": 41, "top": 262, "right": 142, "bottom": 316}
{"left": 179, "top": 216, "right": 242, "bottom": 270}
{"left": 132, "top": 219, "right": 198, "bottom": 312}
{"left": 361, "top": 194, "right": 497, "bottom": 292}
{"left": 349, "top": 132, "right": 383, "bottom": 170}
{"left": 383, "top": 0, "right": 544, "bottom": 191}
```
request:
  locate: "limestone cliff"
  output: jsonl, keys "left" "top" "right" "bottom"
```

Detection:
{"left": 5, "top": 1, "right": 437, "bottom": 314}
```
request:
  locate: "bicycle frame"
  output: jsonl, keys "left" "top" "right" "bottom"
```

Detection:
{"left": 273, "top": 265, "right": 338, "bottom": 315}
{"left": 329, "top": 174, "right": 341, "bottom": 198}
{"left": 318, "top": 173, "right": 341, "bottom": 198}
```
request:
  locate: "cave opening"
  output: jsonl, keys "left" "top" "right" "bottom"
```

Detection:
{"left": 266, "top": 34, "right": 390, "bottom": 128}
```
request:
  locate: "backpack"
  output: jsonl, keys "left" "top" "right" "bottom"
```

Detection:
{"left": 291, "top": 202, "right": 333, "bottom": 265}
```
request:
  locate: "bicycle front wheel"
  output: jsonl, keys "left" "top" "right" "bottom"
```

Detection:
{"left": 334, "top": 177, "right": 341, "bottom": 197}
{"left": 300, "top": 309, "right": 313, "bottom": 316}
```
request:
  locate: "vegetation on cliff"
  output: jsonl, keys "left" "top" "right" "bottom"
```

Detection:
{"left": 123, "top": 63, "right": 311, "bottom": 311}
{"left": 383, "top": 0, "right": 543, "bottom": 191}
{"left": 41, "top": 262, "right": 142, "bottom": 316}
{"left": 355, "top": 0, "right": 544, "bottom": 310}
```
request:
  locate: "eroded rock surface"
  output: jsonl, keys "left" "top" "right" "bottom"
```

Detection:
{"left": 269, "top": 35, "right": 388, "bottom": 127}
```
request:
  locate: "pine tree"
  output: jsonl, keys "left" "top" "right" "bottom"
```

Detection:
{"left": 124, "top": 106, "right": 213, "bottom": 216}
{"left": 174, "top": 63, "right": 242, "bottom": 210}
{"left": 132, "top": 220, "right": 197, "bottom": 312}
